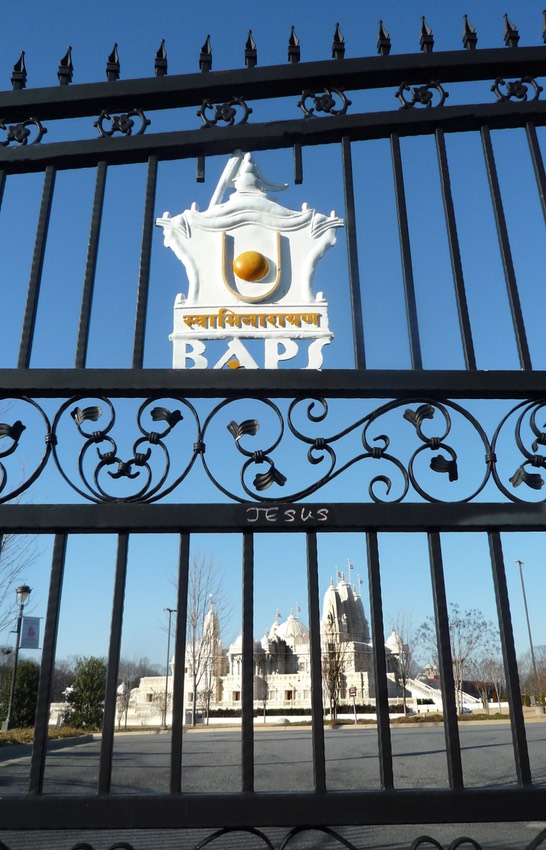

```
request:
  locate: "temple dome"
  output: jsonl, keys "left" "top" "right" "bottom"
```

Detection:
{"left": 385, "top": 627, "right": 406, "bottom": 655}
{"left": 228, "top": 633, "right": 264, "bottom": 655}
{"left": 276, "top": 611, "right": 309, "bottom": 649}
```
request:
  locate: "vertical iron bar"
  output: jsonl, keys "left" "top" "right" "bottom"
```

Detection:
{"left": 196, "top": 155, "right": 205, "bottom": 183}
{"left": 341, "top": 136, "right": 366, "bottom": 370}
{"left": 391, "top": 133, "right": 422, "bottom": 370}
{"left": 0, "top": 171, "right": 7, "bottom": 213}
{"left": 481, "top": 125, "right": 532, "bottom": 370}
{"left": 435, "top": 129, "right": 477, "bottom": 371}
{"left": 306, "top": 531, "right": 326, "bottom": 794}
{"left": 75, "top": 161, "right": 107, "bottom": 368}
{"left": 488, "top": 531, "right": 532, "bottom": 786}
{"left": 29, "top": 534, "right": 67, "bottom": 793}
{"left": 428, "top": 532, "right": 463, "bottom": 791}
{"left": 18, "top": 166, "right": 56, "bottom": 369}
{"left": 171, "top": 532, "right": 190, "bottom": 793}
{"left": 98, "top": 534, "right": 129, "bottom": 794}
{"left": 132, "top": 155, "right": 158, "bottom": 368}
{"left": 366, "top": 531, "right": 393, "bottom": 790}
{"left": 525, "top": 122, "right": 546, "bottom": 227}
{"left": 294, "top": 142, "right": 303, "bottom": 185}
{"left": 241, "top": 531, "right": 254, "bottom": 793}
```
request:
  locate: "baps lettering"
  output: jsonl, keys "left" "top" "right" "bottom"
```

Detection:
{"left": 246, "top": 506, "right": 329, "bottom": 524}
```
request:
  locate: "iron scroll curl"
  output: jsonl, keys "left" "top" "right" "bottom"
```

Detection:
{"left": 2, "top": 395, "right": 546, "bottom": 505}
{"left": 48, "top": 396, "right": 201, "bottom": 504}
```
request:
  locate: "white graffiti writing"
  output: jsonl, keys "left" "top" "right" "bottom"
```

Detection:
{"left": 245, "top": 506, "right": 329, "bottom": 524}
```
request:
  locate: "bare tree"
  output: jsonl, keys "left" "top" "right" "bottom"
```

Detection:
{"left": 184, "top": 553, "right": 229, "bottom": 727}
{"left": 197, "top": 685, "right": 213, "bottom": 724}
{"left": 118, "top": 656, "right": 161, "bottom": 691}
{"left": 519, "top": 645, "right": 546, "bottom": 704}
{"left": 388, "top": 613, "right": 417, "bottom": 715}
{"left": 321, "top": 610, "right": 347, "bottom": 720}
{"left": 416, "top": 603, "right": 496, "bottom": 714}
{"left": 116, "top": 683, "right": 131, "bottom": 730}
{"left": 150, "top": 686, "right": 171, "bottom": 725}
{"left": 467, "top": 650, "right": 504, "bottom": 713}
{"left": 256, "top": 652, "right": 269, "bottom": 723}
{"left": 0, "top": 532, "right": 37, "bottom": 636}
{"left": 51, "top": 657, "right": 77, "bottom": 702}
{"left": 113, "top": 659, "right": 161, "bottom": 729}
{"left": 321, "top": 640, "right": 346, "bottom": 720}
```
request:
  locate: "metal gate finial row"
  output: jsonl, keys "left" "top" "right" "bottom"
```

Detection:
{"left": 8, "top": 14, "right": 544, "bottom": 91}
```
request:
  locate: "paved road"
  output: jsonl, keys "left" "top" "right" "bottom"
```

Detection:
{"left": 2, "top": 723, "right": 543, "bottom": 795}
{"left": 1, "top": 725, "right": 545, "bottom": 849}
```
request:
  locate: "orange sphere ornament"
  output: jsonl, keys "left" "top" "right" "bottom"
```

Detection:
{"left": 233, "top": 250, "right": 270, "bottom": 282}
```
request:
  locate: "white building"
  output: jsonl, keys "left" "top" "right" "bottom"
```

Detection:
{"left": 128, "top": 575, "right": 411, "bottom": 725}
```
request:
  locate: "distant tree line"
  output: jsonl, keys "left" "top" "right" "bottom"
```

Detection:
{"left": 0, "top": 655, "right": 160, "bottom": 730}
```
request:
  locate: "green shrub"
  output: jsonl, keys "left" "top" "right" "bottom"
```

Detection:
{"left": 0, "top": 659, "right": 40, "bottom": 729}
{"left": 64, "top": 657, "right": 106, "bottom": 729}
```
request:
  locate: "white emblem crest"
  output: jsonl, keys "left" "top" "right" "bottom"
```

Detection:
{"left": 156, "top": 151, "right": 343, "bottom": 369}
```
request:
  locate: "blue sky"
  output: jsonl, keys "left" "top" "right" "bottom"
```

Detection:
{"left": 1, "top": 0, "right": 546, "bottom": 673}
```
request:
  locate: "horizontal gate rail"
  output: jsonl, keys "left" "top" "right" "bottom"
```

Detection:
{"left": 0, "top": 47, "right": 544, "bottom": 123}
{"left": 3, "top": 369, "right": 546, "bottom": 398}
{"left": 1, "top": 788, "right": 545, "bottom": 831}
{"left": 3, "top": 102, "right": 546, "bottom": 174}
{"left": 2, "top": 502, "right": 546, "bottom": 533}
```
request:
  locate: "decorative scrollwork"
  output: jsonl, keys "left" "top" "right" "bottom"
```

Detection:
{"left": 201, "top": 398, "right": 286, "bottom": 501}
{"left": 195, "top": 826, "right": 275, "bottom": 849}
{"left": 199, "top": 396, "right": 492, "bottom": 504}
{"left": 5, "top": 394, "right": 546, "bottom": 506}
{"left": 297, "top": 88, "right": 351, "bottom": 117}
{"left": 491, "top": 76, "right": 543, "bottom": 103}
{"left": 396, "top": 81, "right": 448, "bottom": 109}
{"left": 1, "top": 828, "right": 545, "bottom": 850}
{"left": 410, "top": 839, "right": 483, "bottom": 850}
{"left": 49, "top": 396, "right": 199, "bottom": 504}
{"left": 197, "top": 97, "right": 252, "bottom": 127}
{"left": 94, "top": 108, "right": 151, "bottom": 137}
{"left": 492, "top": 400, "right": 546, "bottom": 501}
{"left": 0, "top": 116, "right": 47, "bottom": 146}
{"left": 0, "top": 399, "right": 52, "bottom": 504}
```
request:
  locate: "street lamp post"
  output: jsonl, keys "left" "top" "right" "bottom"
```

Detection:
{"left": 162, "top": 607, "right": 176, "bottom": 728}
{"left": 515, "top": 560, "right": 540, "bottom": 702}
{"left": 2, "top": 584, "right": 32, "bottom": 731}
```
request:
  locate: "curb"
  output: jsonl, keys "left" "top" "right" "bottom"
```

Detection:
{"left": 0, "top": 734, "right": 94, "bottom": 762}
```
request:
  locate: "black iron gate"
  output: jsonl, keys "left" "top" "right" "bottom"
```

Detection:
{"left": 1, "top": 17, "right": 546, "bottom": 849}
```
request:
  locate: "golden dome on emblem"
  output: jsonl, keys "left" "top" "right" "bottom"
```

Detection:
{"left": 233, "top": 250, "right": 270, "bottom": 282}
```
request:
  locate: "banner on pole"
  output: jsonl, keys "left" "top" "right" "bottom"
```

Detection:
{"left": 20, "top": 616, "right": 40, "bottom": 649}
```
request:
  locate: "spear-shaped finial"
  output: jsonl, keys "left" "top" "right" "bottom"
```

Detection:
{"left": 377, "top": 20, "right": 391, "bottom": 55}
{"left": 288, "top": 26, "right": 300, "bottom": 63}
{"left": 420, "top": 17, "right": 434, "bottom": 52}
{"left": 11, "top": 51, "right": 27, "bottom": 90}
{"left": 462, "top": 15, "right": 478, "bottom": 50}
{"left": 57, "top": 46, "right": 73, "bottom": 85}
{"left": 106, "top": 43, "right": 120, "bottom": 81}
{"left": 200, "top": 34, "right": 212, "bottom": 72}
{"left": 245, "top": 30, "right": 257, "bottom": 68}
{"left": 154, "top": 39, "right": 167, "bottom": 77}
{"left": 504, "top": 13, "right": 520, "bottom": 47}
{"left": 332, "top": 22, "right": 345, "bottom": 59}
